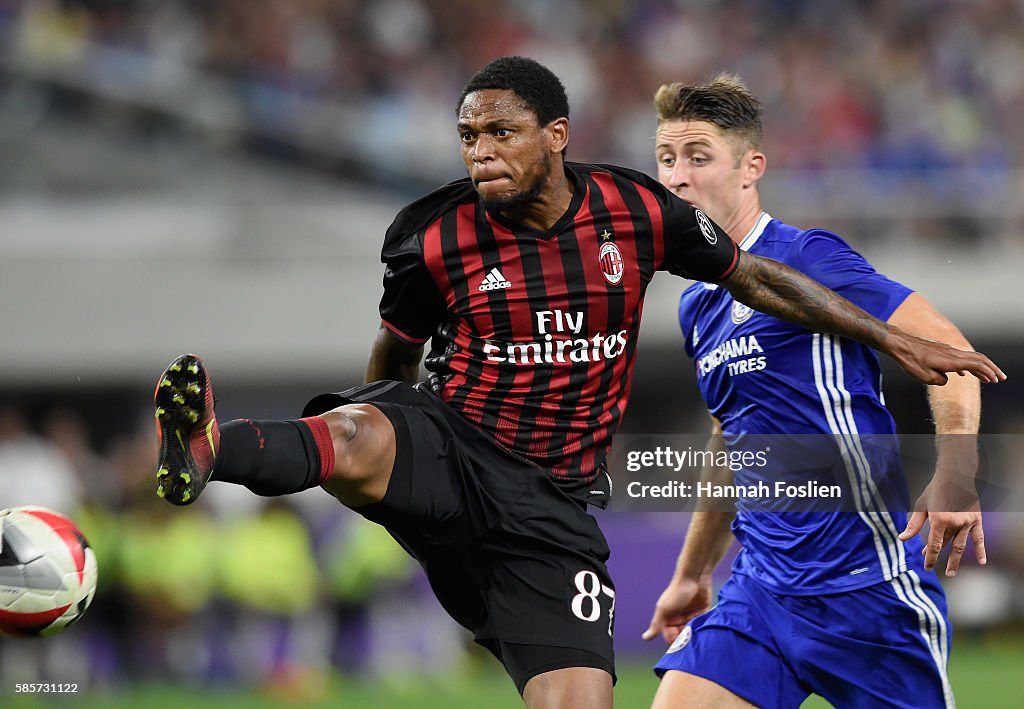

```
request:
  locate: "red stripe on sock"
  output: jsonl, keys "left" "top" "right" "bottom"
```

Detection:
{"left": 299, "top": 416, "right": 336, "bottom": 484}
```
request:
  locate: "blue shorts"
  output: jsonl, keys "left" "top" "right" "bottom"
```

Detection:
{"left": 654, "top": 571, "right": 953, "bottom": 708}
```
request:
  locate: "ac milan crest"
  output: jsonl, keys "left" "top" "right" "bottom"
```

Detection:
{"left": 599, "top": 241, "right": 624, "bottom": 285}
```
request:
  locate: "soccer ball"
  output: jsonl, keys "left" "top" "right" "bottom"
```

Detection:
{"left": 0, "top": 506, "right": 98, "bottom": 637}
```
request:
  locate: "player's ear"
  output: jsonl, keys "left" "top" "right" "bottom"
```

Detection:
{"left": 742, "top": 150, "right": 766, "bottom": 188}
{"left": 547, "top": 117, "right": 569, "bottom": 154}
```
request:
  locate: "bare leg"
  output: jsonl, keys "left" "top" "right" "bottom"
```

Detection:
{"left": 651, "top": 670, "right": 757, "bottom": 709}
{"left": 522, "top": 667, "right": 613, "bottom": 709}
{"left": 318, "top": 404, "right": 397, "bottom": 506}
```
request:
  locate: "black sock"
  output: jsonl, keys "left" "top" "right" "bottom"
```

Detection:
{"left": 212, "top": 419, "right": 323, "bottom": 496}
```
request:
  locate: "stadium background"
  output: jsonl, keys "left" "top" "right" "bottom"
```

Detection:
{"left": 1, "top": 0, "right": 1022, "bottom": 706}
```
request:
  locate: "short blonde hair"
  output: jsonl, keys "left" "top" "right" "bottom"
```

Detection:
{"left": 654, "top": 74, "right": 763, "bottom": 158}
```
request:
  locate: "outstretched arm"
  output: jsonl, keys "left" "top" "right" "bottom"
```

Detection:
{"left": 365, "top": 326, "right": 424, "bottom": 384}
{"left": 722, "top": 251, "right": 1006, "bottom": 386}
{"left": 643, "top": 416, "right": 736, "bottom": 644}
{"left": 889, "top": 293, "right": 985, "bottom": 575}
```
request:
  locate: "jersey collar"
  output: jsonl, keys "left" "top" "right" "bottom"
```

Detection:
{"left": 738, "top": 211, "right": 772, "bottom": 252}
{"left": 703, "top": 212, "right": 771, "bottom": 290}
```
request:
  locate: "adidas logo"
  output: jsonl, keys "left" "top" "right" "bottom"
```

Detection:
{"left": 479, "top": 267, "right": 512, "bottom": 292}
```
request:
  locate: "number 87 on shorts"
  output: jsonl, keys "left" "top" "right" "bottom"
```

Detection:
{"left": 572, "top": 570, "right": 616, "bottom": 637}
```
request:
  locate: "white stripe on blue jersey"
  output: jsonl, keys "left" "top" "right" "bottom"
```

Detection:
{"left": 678, "top": 214, "right": 923, "bottom": 594}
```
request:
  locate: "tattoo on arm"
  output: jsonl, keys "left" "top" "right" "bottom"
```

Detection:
{"left": 724, "top": 252, "right": 890, "bottom": 349}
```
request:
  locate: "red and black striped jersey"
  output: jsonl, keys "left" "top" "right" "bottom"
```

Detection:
{"left": 379, "top": 162, "right": 738, "bottom": 484}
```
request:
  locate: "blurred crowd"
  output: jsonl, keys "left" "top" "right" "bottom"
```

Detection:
{"left": 1, "top": 0, "right": 1023, "bottom": 183}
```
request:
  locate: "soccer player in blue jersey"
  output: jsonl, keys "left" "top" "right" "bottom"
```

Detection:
{"left": 643, "top": 74, "right": 989, "bottom": 708}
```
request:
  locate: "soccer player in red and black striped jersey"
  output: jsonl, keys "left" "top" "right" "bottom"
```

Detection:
{"left": 378, "top": 138, "right": 739, "bottom": 491}
{"left": 152, "top": 57, "right": 1004, "bottom": 708}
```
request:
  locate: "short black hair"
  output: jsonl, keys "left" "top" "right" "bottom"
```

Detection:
{"left": 457, "top": 56, "right": 569, "bottom": 126}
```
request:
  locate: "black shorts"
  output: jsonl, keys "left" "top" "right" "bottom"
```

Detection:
{"left": 303, "top": 381, "right": 616, "bottom": 691}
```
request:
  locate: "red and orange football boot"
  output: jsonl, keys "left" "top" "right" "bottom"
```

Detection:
{"left": 154, "top": 354, "right": 219, "bottom": 505}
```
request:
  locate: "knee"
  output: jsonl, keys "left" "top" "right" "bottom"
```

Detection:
{"left": 319, "top": 404, "right": 396, "bottom": 505}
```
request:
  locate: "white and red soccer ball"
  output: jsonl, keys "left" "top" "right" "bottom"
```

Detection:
{"left": 0, "top": 506, "right": 98, "bottom": 637}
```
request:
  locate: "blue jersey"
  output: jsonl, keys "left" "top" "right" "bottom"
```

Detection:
{"left": 678, "top": 213, "right": 923, "bottom": 594}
